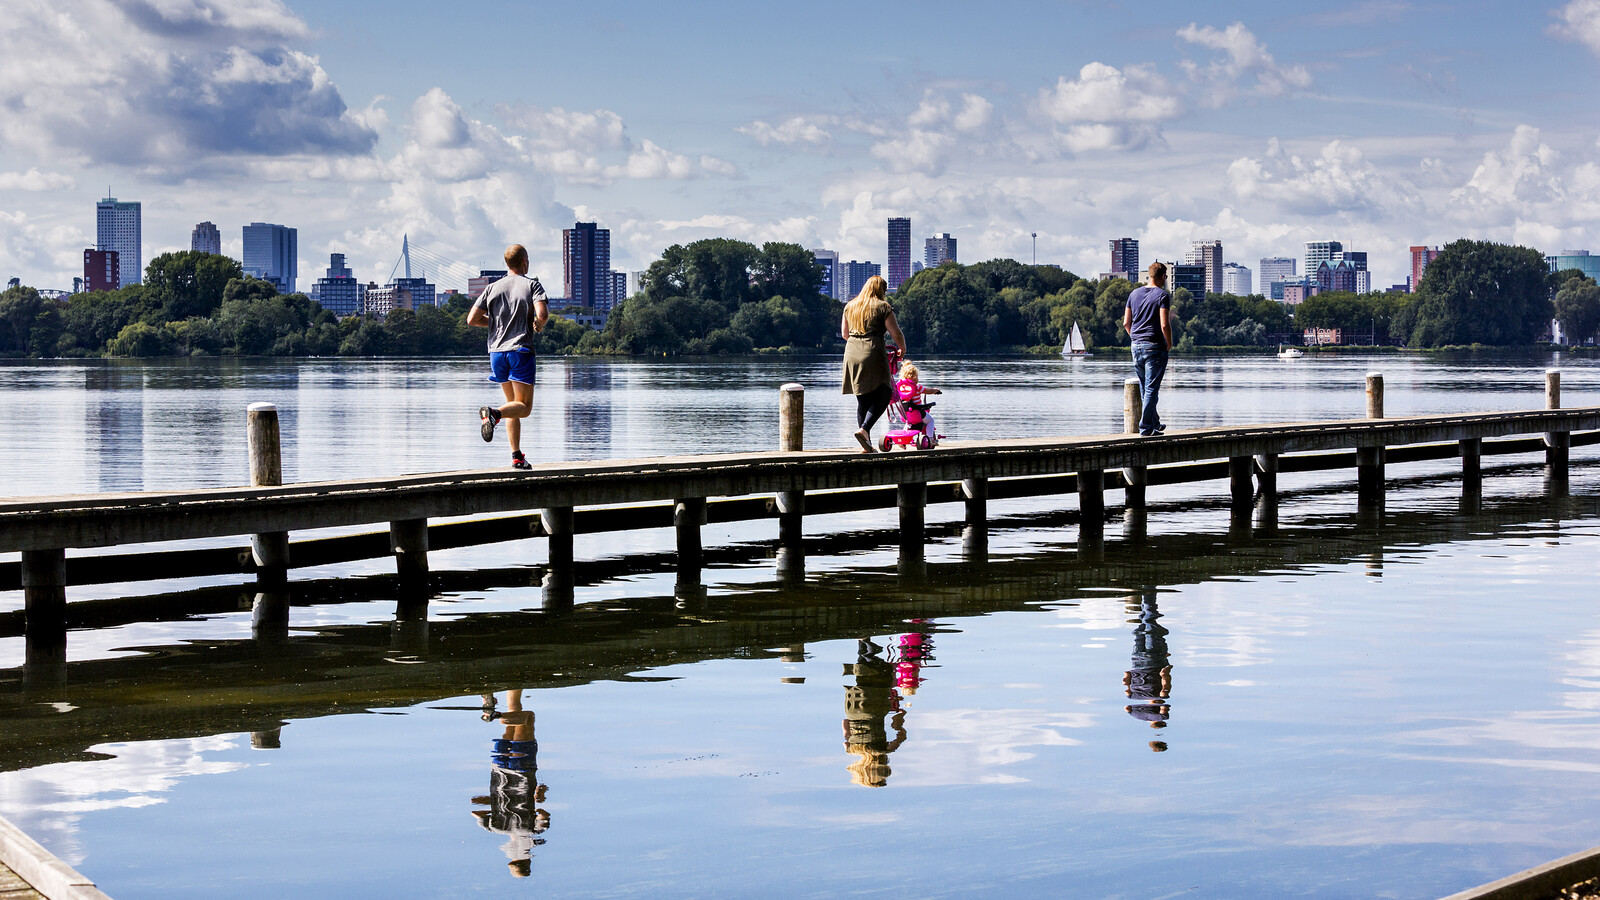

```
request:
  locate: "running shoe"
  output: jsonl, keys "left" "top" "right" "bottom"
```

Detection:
{"left": 479, "top": 406, "right": 499, "bottom": 442}
{"left": 512, "top": 451, "right": 531, "bottom": 470}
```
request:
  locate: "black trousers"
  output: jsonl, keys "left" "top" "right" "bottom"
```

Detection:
{"left": 856, "top": 384, "right": 892, "bottom": 431}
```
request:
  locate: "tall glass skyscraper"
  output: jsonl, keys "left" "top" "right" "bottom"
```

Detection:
{"left": 97, "top": 197, "right": 141, "bottom": 287}
{"left": 243, "top": 222, "right": 298, "bottom": 293}
{"left": 563, "top": 221, "right": 612, "bottom": 309}
{"left": 1110, "top": 238, "right": 1139, "bottom": 277}
{"left": 191, "top": 221, "right": 221, "bottom": 255}
{"left": 886, "top": 217, "right": 911, "bottom": 291}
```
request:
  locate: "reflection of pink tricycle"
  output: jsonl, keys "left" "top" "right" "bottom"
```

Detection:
{"left": 879, "top": 346, "right": 943, "bottom": 452}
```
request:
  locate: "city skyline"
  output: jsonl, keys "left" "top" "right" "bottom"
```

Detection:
{"left": 3, "top": 1, "right": 1600, "bottom": 292}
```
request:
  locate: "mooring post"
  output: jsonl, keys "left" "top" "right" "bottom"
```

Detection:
{"left": 1254, "top": 453, "right": 1278, "bottom": 500}
{"left": 1078, "top": 468, "right": 1105, "bottom": 533}
{"left": 22, "top": 548, "right": 67, "bottom": 667}
{"left": 1357, "top": 373, "right": 1385, "bottom": 506}
{"left": 675, "top": 497, "right": 707, "bottom": 574}
{"left": 390, "top": 518, "right": 429, "bottom": 582}
{"left": 777, "top": 383, "right": 805, "bottom": 548}
{"left": 898, "top": 482, "right": 927, "bottom": 559}
{"left": 1122, "top": 378, "right": 1147, "bottom": 508}
{"left": 1228, "top": 456, "right": 1254, "bottom": 508}
{"left": 541, "top": 506, "right": 575, "bottom": 574}
{"left": 1545, "top": 369, "right": 1569, "bottom": 480}
{"left": 247, "top": 402, "right": 290, "bottom": 583}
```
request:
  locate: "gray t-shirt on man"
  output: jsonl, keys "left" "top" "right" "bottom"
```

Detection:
{"left": 472, "top": 274, "right": 547, "bottom": 353}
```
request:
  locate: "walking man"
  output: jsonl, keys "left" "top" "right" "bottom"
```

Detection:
{"left": 1122, "top": 261, "right": 1173, "bottom": 436}
{"left": 469, "top": 244, "right": 548, "bottom": 470}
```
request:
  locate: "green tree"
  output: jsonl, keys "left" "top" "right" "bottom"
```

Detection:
{"left": 58, "top": 287, "right": 149, "bottom": 355}
{"left": 1409, "top": 240, "right": 1552, "bottom": 347}
{"left": 1554, "top": 277, "right": 1600, "bottom": 345}
{"left": 108, "top": 322, "right": 179, "bottom": 357}
{"left": 145, "top": 251, "right": 244, "bottom": 320}
{"left": 0, "top": 285, "right": 42, "bottom": 354}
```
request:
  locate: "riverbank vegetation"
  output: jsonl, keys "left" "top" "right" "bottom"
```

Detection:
{"left": 0, "top": 238, "right": 1590, "bottom": 358}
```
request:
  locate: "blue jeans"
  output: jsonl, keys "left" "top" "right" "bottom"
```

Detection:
{"left": 1131, "top": 342, "right": 1169, "bottom": 435}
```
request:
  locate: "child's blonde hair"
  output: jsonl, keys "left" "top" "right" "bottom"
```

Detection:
{"left": 899, "top": 362, "right": 919, "bottom": 381}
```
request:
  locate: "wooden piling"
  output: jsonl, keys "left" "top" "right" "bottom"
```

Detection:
{"left": 541, "top": 507, "right": 575, "bottom": 573}
{"left": 22, "top": 548, "right": 67, "bottom": 665}
{"left": 1358, "top": 374, "right": 1385, "bottom": 506}
{"left": 247, "top": 403, "right": 290, "bottom": 581}
{"left": 1078, "top": 468, "right": 1105, "bottom": 531}
{"left": 1546, "top": 369, "right": 1569, "bottom": 477}
{"left": 961, "top": 477, "right": 988, "bottom": 529}
{"left": 390, "top": 518, "right": 429, "bottom": 582}
{"left": 675, "top": 497, "right": 707, "bottom": 572}
{"left": 1253, "top": 452, "right": 1278, "bottom": 499}
{"left": 1365, "top": 372, "right": 1385, "bottom": 420}
{"left": 1460, "top": 437, "right": 1482, "bottom": 486}
{"left": 1123, "top": 378, "right": 1148, "bottom": 507}
{"left": 777, "top": 383, "right": 805, "bottom": 547}
{"left": 898, "top": 482, "right": 926, "bottom": 558}
{"left": 1228, "top": 456, "right": 1254, "bottom": 507}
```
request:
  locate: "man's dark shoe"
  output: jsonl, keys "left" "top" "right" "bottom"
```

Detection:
{"left": 479, "top": 406, "right": 499, "bottom": 442}
{"left": 511, "top": 451, "right": 531, "bottom": 471}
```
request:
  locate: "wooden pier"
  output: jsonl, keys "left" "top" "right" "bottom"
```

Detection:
{"left": 2, "top": 372, "right": 1597, "bottom": 664}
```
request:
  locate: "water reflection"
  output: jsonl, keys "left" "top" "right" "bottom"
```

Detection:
{"left": 84, "top": 365, "right": 144, "bottom": 492}
{"left": 473, "top": 690, "right": 550, "bottom": 877}
{"left": 564, "top": 364, "right": 613, "bottom": 458}
{"left": 1122, "top": 590, "right": 1172, "bottom": 752}
{"left": 841, "top": 627, "right": 935, "bottom": 787}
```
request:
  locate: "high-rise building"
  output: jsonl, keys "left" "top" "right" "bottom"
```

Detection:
{"left": 811, "top": 249, "right": 839, "bottom": 299}
{"left": 838, "top": 260, "right": 881, "bottom": 301}
{"left": 1171, "top": 263, "right": 1207, "bottom": 300}
{"left": 391, "top": 276, "right": 435, "bottom": 308}
{"left": 1186, "top": 240, "right": 1223, "bottom": 294}
{"left": 242, "top": 222, "right": 298, "bottom": 293}
{"left": 1315, "top": 260, "right": 1358, "bottom": 293}
{"left": 1258, "top": 257, "right": 1296, "bottom": 296}
{"left": 468, "top": 269, "right": 509, "bottom": 300}
{"left": 1221, "top": 262, "right": 1253, "bottom": 296}
{"left": 886, "top": 217, "right": 911, "bottom": 291}
{"left": 610, "top": 270, "right": 629, "bottom": 306}
{"left": 563, "top": 221, "right": 612, "bottom": 309}
{"left": 1111, "top": 238, "right": 1139, "bottom": 278}
{"left": 310, "top": 253, "right": 364, "bottom": 317}
{"left": 191, "top": 221, "right": 221, "bottom": 255}
{"left": 1410, "top": 246, "right": 1442, "bottom": 293}
{"left": 83, "top": 249, "right": 119, "bottom": 293}
{"left": 96, "top": 197, "right": 141, "bottom": 287}
{"left": 627, "top": 270, "right": 647, "bottom": 298}
{"left": 924, "top": 233, "right": 957, "bottom": 269}
{"left": 1305, "top": 241, "right": 1343, "bottom": 283}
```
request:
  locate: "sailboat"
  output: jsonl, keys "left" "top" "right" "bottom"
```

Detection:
{"left": 1061, "top": 321, "right": 1090, "bottom": 357}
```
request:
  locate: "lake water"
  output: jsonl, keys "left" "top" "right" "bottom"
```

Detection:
{"left": 1, "top": 352, "right": 1599, "bottom": 899}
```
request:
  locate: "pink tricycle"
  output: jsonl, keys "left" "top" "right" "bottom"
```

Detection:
{"left": 879, "top": 347, "right": 943, "bottom": 452}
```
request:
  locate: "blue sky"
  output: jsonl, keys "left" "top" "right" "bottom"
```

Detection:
{"left": 3, "top": 0, "right": 1599, "bottom": 293}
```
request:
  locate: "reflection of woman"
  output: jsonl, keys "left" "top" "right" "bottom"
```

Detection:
{"left": 840, "top": 275, "right": 907, "bottom": 453}
{"left": 894, "top": 624, "right": 935, "bottom": 696}
{"left": 472, "top": 690, "right": 551, "bottom": 877}
{"left": 842, "top": 639, "right": 907, "bottom": 787}
{"left": 1122, "top": 591, "right": 1172, "bottom": 751}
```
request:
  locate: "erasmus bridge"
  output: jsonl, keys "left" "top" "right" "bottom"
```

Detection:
{"left": 383, "top": 235, "right": 484, "bottom": 294}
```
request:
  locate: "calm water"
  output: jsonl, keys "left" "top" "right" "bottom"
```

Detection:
{"left": 1, "top": 353, "right": 1599, "bottom": 899}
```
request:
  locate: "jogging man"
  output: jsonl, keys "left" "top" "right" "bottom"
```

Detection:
{"left": 468, "top": 244, "right": 548, "bottom": 470}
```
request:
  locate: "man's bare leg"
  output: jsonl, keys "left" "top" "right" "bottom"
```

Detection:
{"left": 499, "top": 381, "right": 534, "bottom": 454}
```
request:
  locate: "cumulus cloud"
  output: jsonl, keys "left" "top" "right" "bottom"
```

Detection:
{"left": 1177, "top": 22, "right": 1312, "bottom": 100}
{"left": 0, "top": 0, "right": 377, "bottom": 172}
{"left": 1226, "top": 138, "right": 1416, "bottom": 217}
{"left": 0, "top": 169, "right": 75, "bottom": 191}
{"left": 1550, "top": 0, "right": 1600, "bottom": 56}
{"left": 500, "top": 104, "right": 629, "bottom": 153}
{"left": 867, "top": 90, "right": 1003, "bottom": 175}
{"left": 1454, "top": 125, "right": 1563, "bottom": 207}
{"left": 737, "top": 116, "right": 833, "bottom": 145}
{"left": 1037, "top": 62, "right": 1180, "bottom": 152}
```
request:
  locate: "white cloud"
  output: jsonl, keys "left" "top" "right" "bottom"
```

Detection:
{"left": 1037, "top": 62, "right": 1180, "bottom": 152}
{"left": 737, "top": 116, "right": 833, "bottom": 146}
{"left": 0, "top": 169, "right": 75, "bottom": 191}
{"left": 1177, "top": 22, "right": 1312, "bottom": 100}
{"left": 1455, "top": 125, "right": 1562, "bottom": 207}
{"left": 1227, "top": 138, "right": 1416, "bottom": 217}
{"left": 1550, "top": 0, "right": 1600, "bottom": 56}
{"left": 500, "top": 104, "right": 629, "bottom": 153}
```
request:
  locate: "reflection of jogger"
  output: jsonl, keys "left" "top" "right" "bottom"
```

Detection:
{"left": 1122, "top": 590, "right": 1172, "bottom": 752}
{"left": 472, "top": 690, "right": 550, "bottom": 877}
{"left": 842, "top": 638, "right": 908, "bottom": 787}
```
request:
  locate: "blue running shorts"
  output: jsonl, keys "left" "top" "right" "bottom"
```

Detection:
{"left": 488, "top": 349, "right": 536, "bottom": 385}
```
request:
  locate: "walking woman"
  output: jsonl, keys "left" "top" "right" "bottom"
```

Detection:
{"left": 839, "top": 275, "right": 907, "bottom": 452}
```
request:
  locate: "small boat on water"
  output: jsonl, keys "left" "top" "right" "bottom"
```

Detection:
{"left": 1278, "top": 344, "right": 1304, "bottom": 359}
{"left": 1062, "top": 321, "right": 1090, "bottom": 357}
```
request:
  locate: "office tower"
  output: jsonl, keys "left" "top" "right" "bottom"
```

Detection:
{"left": 627, "top": 270, "right": 647, "bottom": 297}
{"left": 191, "top": 221, "right": 221, "bottom": 255}
{"left": 924, "top": 233, "right": 957, "bottom": 268}
{"left": 610, "top": 270, "right": 629, "bottom": 305}
{"left": 886, "top": 217, "right": 911, "bottom": 291}
{"left": 310, "top": 253, "right": 363, "bottom": 317}
{"left": 1110, "top": 238, "right": 1139, "bottom": 278}
{"left": 96, "top": 197, "right": 141, "bottom": 287}
{"left": 1315, "top": 260, "right": 1358, "bottom": 293}
{"left": 1185, "top": 240, "right": 1223, "bottom": 294}
{"left": 468, "top": 269, "right": 509, "bottom": 300}
{"left": 1171, "top": 263, "right": 1207, "bottom": 300}
{"left": 811, "top": 249, "right": 839, "bottom": 299}
{"left": 391, "top": 276, "right": 436, "bottom": 308}
{"left": 1221, "top": 262, "right": 1253, "bottom": 296}
{"left": 1305, "top": 241, "right": 1342, "bottom": 283}
{"left": 1410, "top": 246, "right": 1442, "bottom": 293}
{"left": 563, "top": 221, "right": 612, "bottom": 309}
{"left": 1258, "top": 256, "right": 1296, "bottom": 294}
{"left": 242, "top": 222, "right": 298, "bottom": 293}
{"left": 83, "top": 249, "right": 119, "bottom": 292}
{"left": 838, "top": 260, "right": 882, "bottom": 301}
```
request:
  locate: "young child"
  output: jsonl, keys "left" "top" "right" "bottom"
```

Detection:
{"left": 894, "top": 362, "right": 942, "bottom": 444}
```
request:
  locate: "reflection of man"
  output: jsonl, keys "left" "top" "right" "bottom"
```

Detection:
{"left": 472, "top": 690, "right": 550, "bottom": 877}
{"left": 843, "top": 639, "right": 907, "bottom": 787}
{"left": 1122, "top": 590, "right": 1173, "bottom": 751}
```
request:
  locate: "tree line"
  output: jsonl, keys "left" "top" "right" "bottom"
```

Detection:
{"left": 0, "top": 237, "right": 1592, "bottom": 359}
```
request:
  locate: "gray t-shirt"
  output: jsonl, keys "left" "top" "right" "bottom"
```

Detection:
{"left": 473, "top": 274, "right": 547, "bottom": 353}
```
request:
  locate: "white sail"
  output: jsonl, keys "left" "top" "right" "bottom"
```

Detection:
{"left": 1068, "top": 321, "right": 1087, "bottom": 354}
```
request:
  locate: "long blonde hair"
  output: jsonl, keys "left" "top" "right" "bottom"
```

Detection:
{"left": 843, "top": 275, "right": 888, "bottom": 334}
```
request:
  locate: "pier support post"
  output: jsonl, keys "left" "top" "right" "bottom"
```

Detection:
{"left": 1078, "top": 468, "right": 1105, "bottom": 535}
{"left": 961, "top": 478, "right": 988, "bottom": 561}
{"left": 390, "top": 518, "right": 429, "bottom": 583}
{"left": 1123, "top": 378, "right": 1147, "bottom": 508}
{"left": 1545, "top": 369, "right": 1569, "bottom": 484}
{"left": 22, "top": 548, "right": 67, "bottom": 667}
{"left": 675, "top": 497, "right": 707, "bottom": 574}
{"left": 898, "top": 482, "right": 926, "bottom": 560}
{"left": 1228, "top": 456, "right": 1254, "bottom": 508}
{"left": 1459, "top": 437, "right": 1482, "bottom": 491}
{"left": 541, "top": 506, "right": 575, "bottom": 574}
{"left": 1254, "top": 453, "right": 1278, "bottom": 501}
{"left": 248, "top": 403, "right": 290, "bottom": 584}
{"left": 777, "top": 383, "right": 805, "bottom": 548}
{"left": 1358, "top": 373, "right": 1385, "bottom": 507}
{"left": 251, "top": 590, "right": 290, "bottom": 644}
